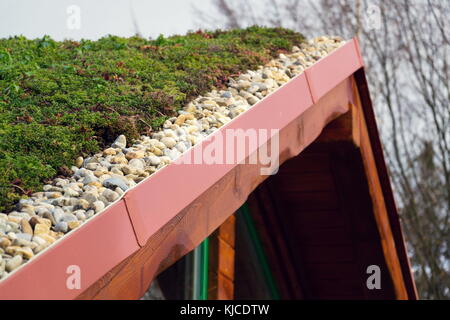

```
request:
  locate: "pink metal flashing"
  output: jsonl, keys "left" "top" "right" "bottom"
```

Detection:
{"left": 0, "top": 200, "right": 139, "bottom": 300}
{"left": 124, "top": 73, "right": 313, "bottom": 246}
{"left": 123, "top": 39, "right": 363, "bottom": 247}
{"left": 0, "top": 39, "right": 364, "bottom": 299}
{"left": 305, "top": 39, "right": 362, "bottom": 103}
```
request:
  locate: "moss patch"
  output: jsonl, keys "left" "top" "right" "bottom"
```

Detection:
{"left": 0, "top": 26, "right": 305, "bottom": 211}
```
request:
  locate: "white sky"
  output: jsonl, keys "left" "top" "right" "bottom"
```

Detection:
{"left": 0, "top": 0, "right": 216, "bottom": 40}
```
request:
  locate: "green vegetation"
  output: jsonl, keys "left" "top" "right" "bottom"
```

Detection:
{"left": 0, "top": 26, "right": 305, "bottom": 211}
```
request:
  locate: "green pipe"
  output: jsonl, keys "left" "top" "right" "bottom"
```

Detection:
{"left": 200, "top": 238, "right": 209, "bottom": 300}
{"left": 193, "top": 238, "right": 209, "bottom": 300}
{"left": 238, "top": 203, "right": 281, "bottom": 299}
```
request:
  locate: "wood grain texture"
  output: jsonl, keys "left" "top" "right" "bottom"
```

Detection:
{"left": 208, "top": 215, "right": 235, "bottom": 300}
{"left": 350, "top": 77, "right": 409, "bottom": 299}
{"left": 354, "top": 69, "right": 417, "bottom": 299}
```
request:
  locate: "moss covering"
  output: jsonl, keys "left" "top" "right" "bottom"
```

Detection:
{"left": 0, "top": 26, "right": 305, "bottom": 211}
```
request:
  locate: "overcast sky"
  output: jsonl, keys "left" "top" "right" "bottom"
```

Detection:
{"left": 0, "top": 0, "right": 217, "bottom": 40}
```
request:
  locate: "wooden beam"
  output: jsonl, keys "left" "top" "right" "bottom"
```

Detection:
{"left": 353, "top": 70, "right": 418, "bottom": 299}
{"left": 349, "top": 78, "right": 409, "bottom": 299}
{"left": 208, "top": 215, "right": 235, "bottom": 300}
{"left": 313, "top": 76, "right": 410, "bottom": 299}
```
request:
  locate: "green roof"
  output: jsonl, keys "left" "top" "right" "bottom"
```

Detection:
{"left": 0, "top": 26, "right": 305, "bottom": 211}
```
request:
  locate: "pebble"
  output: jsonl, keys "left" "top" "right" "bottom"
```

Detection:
{"left": 61, "top": 213, "right": 77, "bottom": 223}
{"left": 85, "top": 163, "right": 98, "bottom": 171}
{"left": 15, "top": 233, "right": 32, "bottom": 242}
{"left": 122, "top": 165, "right": 135, "bottom": 175}
{"left": 75, "top": 157, "right": 84, "bottom": 168}
{"left": 175, "top": 142, "right": 188, "bottom": 153}
{"left": 34, "top": 224, "right": 50, "bottom": 237}
{"left": 20, "top": 219, "right": 33, "bottom": 235}
{"left": 64, "top": 187, "right": 80, "bottom": 197}
{"left": 147, "top": 155, "right": 161, "bottom": 166}
{"left": 111, "top": 155, "right": 128, "bottom": 164}
{"left": 82, "top": 174, "right": 98, "bottom": 185}
{"left": 19, "top": 205, "right": 34, "bottom": 215}
{"left": 45, "top": 192, "right": 62, "bottom": 199}
{"left": 75, "top": 211, "right": 86, "bottom": 221}
{"left": 175, "top": 115, "right": 186, "bottom": 126}
{"left": 160, "top": 137, "right": 177, "bottom": 148}
{"left": 102, "top": 189, "right": 120, "bottom": 202}
{"left": 16, "top": 247, "right": 34, "bottom": 259}
{"left": 54, "top": 221, "right": 68, "bottom": 233}
{"left": 12, "top": 238, "right": 33, "bottom": 247}
{"left": 0, "top": 221, "right": 7, "bottom": 235}
{"left": 152, "top": 147, "right": 163, "bottom": 156}
{"left": 247, "top": 95, "right": 260, "bottom": 105}
{"left": 128, "top": 159, "right": 145, "bottom": 170}
{"left": 6, "top": 255, "right": 23, "bottom": 272}
{"left": 164, "top": 148, "right": 181, "bottom": 160}
{"left": 86, "top": 210, "right": 95, "bottom": 219}
{"left": 221, "top": 91, "right": 232, "bottom": 98}
{"left": 39, "top": 234, "right": 56, "bottom": 244}
{"left": 238, "top": 80, "right": 251, "bottom": 89}
{"left": 5, "top": 246, "right": 20, "bottom": 255}
{"left": 126, "top": 150, "right": 145, "bottom": 160}
{"left": 92, "top": 201, "right": 105, "bottom": 213}
{"left": 103, "top": 148, "right": 117, "bottom": 156}
{"left": 93, "top": 168, "right": 108, "bottom": 178}
{"left": 81, "top": 192, "right": 98, "bottom": 204}
{"left": 76, "top": 199, "right": 90, "bottom": 210}
{"left": 68, "top": 221, "right": 81, "bottom": 230}
{"left": 33, "top": 245, "right": 46, "bottom": 254}
{"left": 43, "top": 211, "right": 57, "bottom": 225}
{"left": 103, "top": 177, "right": 129, "bottom": 191}
{"left": 32, "top": 236, "right": 47, "bottom": 246}
{"left": 51, "top": 207, "right": 64, "bottom": 223}
{"left": 111, "top": 135, "right": 127, "bottom": 149}
{"left": 0, "top": 237, "right": 11, "bottom": 249}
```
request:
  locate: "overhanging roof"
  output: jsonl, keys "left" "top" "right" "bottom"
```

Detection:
{"left": 0, "top": 39, "right": 417, "bottom": 300}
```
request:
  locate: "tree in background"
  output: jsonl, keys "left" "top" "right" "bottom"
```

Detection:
{"left": 194, "top": 0, "right": 450, "bottom": 299}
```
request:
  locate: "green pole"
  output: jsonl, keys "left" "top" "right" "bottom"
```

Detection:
{"left": 200, "top": 238, "right": 209, "bottom": 300}
{"left": 193, "top": 238, "right": 209, "bottom": 300}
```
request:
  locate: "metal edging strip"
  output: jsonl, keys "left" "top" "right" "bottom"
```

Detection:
{"left": 111, "top": 39, "right": 363, "bottom": 250}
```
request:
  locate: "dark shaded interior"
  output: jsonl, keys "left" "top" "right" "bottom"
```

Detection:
{"left": 245, "top": 141, "right": 397, "bottom": 299}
